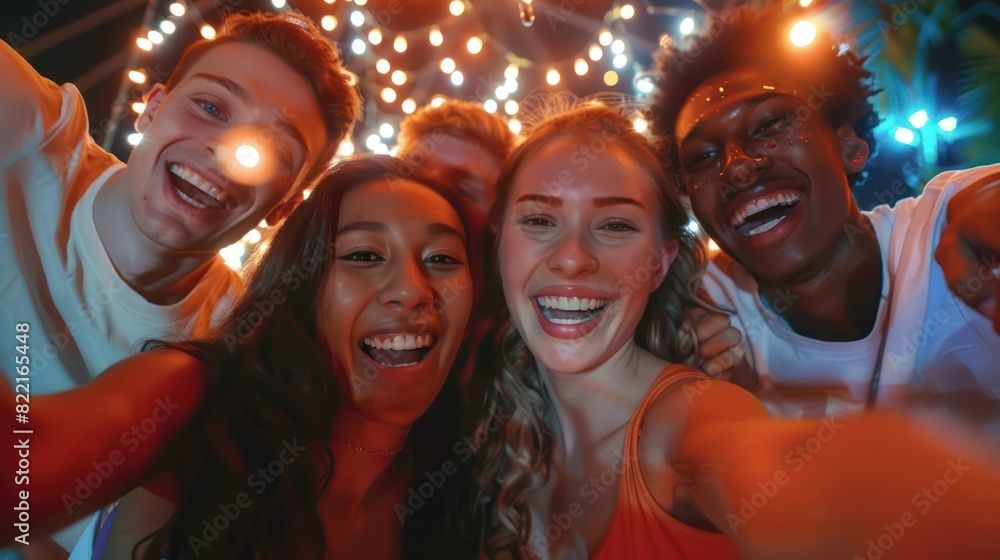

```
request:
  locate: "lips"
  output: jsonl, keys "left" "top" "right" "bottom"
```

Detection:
{"left": 725, "top": 186, "right": 803, "bottom": 238}
{"left": 167, "top": 162, "right": 232, "bottom": 210}
{"left": 359, "top": 333, "right": 437, "bottom": 368}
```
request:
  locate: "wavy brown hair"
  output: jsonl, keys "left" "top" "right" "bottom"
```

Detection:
{"left": 137, "top": 156, "right": 475, "bottom": 559}
{"left": 471, "top": 102, "right": 710, "bottom": 557}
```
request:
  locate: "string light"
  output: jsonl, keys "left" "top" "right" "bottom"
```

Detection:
{"left": 598, "top": 30, "right": 612, "bottom": 46}
{"left": 789, "top": 21, "right": 816, "bottom": 47}
{"left": 429, "top": 27, "right": 443, "bottom": 46}
{"left": 588, "top": 45, "right": 603, "bottom": 61}
{"left": 440, "top": 58, "right": 456, "bottom": 73}
{"left": 393, "top": 36, "right": 408, "bottom": 52}
{"left": 636, "top": 75, "right": 655, "bottom": 93}
{"left": 148, "top": 30, "right": 163, "bottom": 44}
{"left": 131, "top": 102, "right": 146, "bottom": 113}
{"left": 508, "top": 118, "right": 521, "bottom": 134}
{"left": 366, "top": 134, "right": 381, "bottom": 151}
{"left": 235, "top": 144, "right": 261, "bottom": 168}
{"left": 613, "top": 54, "right": 627, "bottom": 68}
{"left": 380, "top": 123, "right": 394, "bottom": 138}
{"left": 546, "top": 68, "right": 560, "bottom": 85}
{"left": 451, "top": 71, "right": 464, "bottom": 86}
{"left": 391, "top": 70, "right": 407, "bottom": 85}
{"left": 321, "top": 16, "right": 338, "bottom": 31}
{"left": 574, "top": 58, "right": 589, "bottom": 76}
{"left": 169, "top": 2, "right": 185, "bottom": 17}
{"left": 337, "top": 138, "right": 355, "bottom": 157}
{"left": 484, "top": 99, "right": 498, "bottom": 113}
{"left": 633, "top": 117, "right": 648, "bottom": 133}
{"left": 504, "top": 78, "right": 518, "bottom": 93}
{"left": 350, "top": 11, "right": 364, "bottom": 26}
{"left": 128, "top": 70, "right": 146, "bottom": 83}
{"left": 376, "top": 58, "right": 391, "bottom": 73}
{"left": 611, "top": 39, "right": 625, "bottom": 54}
{"left": 495, "top": 85, "right": 509, "bottom": 100}
{"left": 620, "top": 4, "right": 635, "bottom": 19}
{"left": 136, "top": 37, "right": 152, "bottom": 51}
{"left": 430, "top": 96, "right": 446, "bottom": 108}
{"left": 351, "top": 38, "right": 366, "bottom": 54}
{"left": 381, "top": 87, "right": 397, "bottom": 103}
{"left": 680, "top": 17, "right": 695, "bottom": 35}
{"left": 160, "top": 20, "right": 175, "bottom": 34}
{"left": 401, "top": 98, "right": 417, "bottom": 114}
{"left": 127, "top": 133, "right": 143, "bottom": 145}
{"left": 200, "top": 25, "right": 216, "bottom": 40}
{"left": 355, "top": 0, "right": 368, "bottom": 5}
{"left": 504, "top": 99, "right": 518, "bottom": 115}
{"left": 604, "top": 70, "right": 619, "bottom": 86}
{"left": 467, "top": 36, "right": 483, "bottom": 54}
{"left": 504, "top": 64, "right": 518, "bottom": 80}
{"left": 368, "top": 29, "right": 382, "bottom": 44}
{"left": 271, "top": 0, "right": 286, "bottom": 8}
{"left": 449, "top": 0, "right": 465, "bottom": 16}
{"left": 324, "top": 0, "right": 336, "bottom": 3}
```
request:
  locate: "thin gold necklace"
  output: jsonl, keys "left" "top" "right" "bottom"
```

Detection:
{"left": 331, "top": 436, "right": 403, "bottom": 455}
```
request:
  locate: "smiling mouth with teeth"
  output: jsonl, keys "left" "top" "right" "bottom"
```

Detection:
{"left": 360, "top": 334, "right": 437, "bottom": 368}
{"left": 168, "top": 163, "right": 232, "bottom": 210}
{"left": 729, "top": 191, "right": 801, "bottom": 237}
{"left": 536, "top": 296, "right": 610, "bottom": 325}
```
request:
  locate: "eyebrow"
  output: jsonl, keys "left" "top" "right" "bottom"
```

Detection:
{"left": 192, "top": 72, "right": 310, "bottom": 160}
{"left": 514, "top": 194, "right": 643, "bottom": 209}
{"left": 336, "top": 221, "right": 467, "bottom": 243}
{"left": 681, "top": 91, "right": 792, "bottom": 142}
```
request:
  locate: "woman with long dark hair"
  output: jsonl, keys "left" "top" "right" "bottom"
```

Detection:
{"left": 4, "top": 156, "right": 477, "bottom": 559}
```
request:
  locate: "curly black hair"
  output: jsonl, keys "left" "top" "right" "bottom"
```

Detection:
{"left": 649, "top": 5, "right": 882, "bottom": 189}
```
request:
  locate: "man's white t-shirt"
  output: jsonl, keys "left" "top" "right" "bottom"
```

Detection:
{"left": 700, "top": 163, "right": 1000, "bottom": 421}
{"left": 0, "top": 40, "right": 236, "bottom": 396}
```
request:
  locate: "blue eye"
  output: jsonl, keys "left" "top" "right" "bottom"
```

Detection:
{"left": 201, "top": 101, "right": 222, "bottom": 118}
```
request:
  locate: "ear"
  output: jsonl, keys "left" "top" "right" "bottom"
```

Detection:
{"left": 135, "top": 84, "right": 167, "bottom": 134}
{"left": 652, "top": 240, "right": 680, "bottom": 292}
{"left": 835, "top": 124, "right": 870, "bottom": 175}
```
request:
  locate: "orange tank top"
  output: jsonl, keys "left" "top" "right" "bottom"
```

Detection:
{"left": 591, "top": 366, "right": 740, "bottom": 560}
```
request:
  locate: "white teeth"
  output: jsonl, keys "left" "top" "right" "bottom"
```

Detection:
{"left": 362, "top": 334, "right": 434, "bottom": 350}
{"left": 730, "top": 191, "right": 800, "bottom": 228}
{"left": 170, "top": 163, "right": 231, "bottom": 205}
{"left": 536, "top": 296, "right": 609, "bottom": 311}
{"left": 175, "top": 188, "right": 208, "bottom": 209}
{"left": 744, "top": 215, "right": 788, "bottom": 236}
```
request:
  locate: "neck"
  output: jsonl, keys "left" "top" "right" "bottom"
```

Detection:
{"left": 326, "top": 406, "right": 411, "bottom": 511}
{"left": 540, "top": 342, "right": 668, "bottom": 451}
{"left": 94, "top": 169, "right": 218, "bottom": 305}
{"left": 757, "top": 213, "right": 883, "bottom": 341}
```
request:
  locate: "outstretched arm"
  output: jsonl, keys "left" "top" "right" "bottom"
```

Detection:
{"left": 2, "top": 349, "right": 206, "bottom": 542}
{"left": 665, "top": 380, "right": 1000, "bottom": 559}
{"left": 0, "top": 39, "right": 68, "bottom": 165}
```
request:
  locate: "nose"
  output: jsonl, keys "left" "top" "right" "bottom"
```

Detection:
{"left": 546, "top": 231, "right": 598, "bottom": 279}
{"left": 378, "top": 256, "right": 435, "bottom": 312}
{"left": 721, "top": 141, "right": 771, "bottom": 192}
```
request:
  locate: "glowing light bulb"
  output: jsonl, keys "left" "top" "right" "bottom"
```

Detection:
{"left": 599, "top": 30, "right": 612, "bottom": 46}
{"left": 380, "top": 123, "right": 394, "bottom": 138}
{"left": 351, "top": 38, "right": 366, "bottom": 54}
{"left": 504, "top": 100, "right": 518, "bottom": 115}
{"left": 200, "top": 25, "right": 216, "bottom": 40}
{"left": 271, "top": 0, "right": 286, "bottom": 8}
{"left": 451, "top": 71, "right": 464, "bottom": 86}
{"left": 620, "top": 4, "right": 634, "bottom": 19}
{"left": 613, "top": 54, "right": 627, "bottom": 69}
{"left": 169, "top": 2, "right": 185, "bottom": 17}
{"left": 235, "top": 144, "right": 260, "bottom": 168}
{"left": 484, "top": 99, "right": 498, "bottom": 113}
{"left": 381, "top": 87, "right": 397, "bottom": 103}
{"left": 391, "top": 70, "right": 407, "bottom": 85}
{"left": 127, "top": 133, "right": 143, "bottom": 145}
{"left": 429, "top": 27, "right": 443, "bottom": 46}
{"left": 611, "top": 39, "right": 625, "bottom": 54}
{"left": 589, "top": 45, "right": 603, "bottom": 61}
{"left": 128, "top": 70, "right": 146, "bottom": 84}
{"left": 160, "top": 20, "right": 176, "bottom": 34}
{"left": 508, "top": 119, "right": 521, "bottom": 134}
{"left": 633, "top": 117, "right": 648, "bottom": 133}
{"left": 148, "top": 30, "right": 163, "bottom": 44}
{"left": 680, "top": 17, "right": 695, "bottom": 35}
{"left": 893, "top": 127, "right": 916, "bottom": 145}
{"left": 908, "top": 110, "right": 930, "bottom": 129}
{"left": 440, "top": 58, "right": 456, "bottom": 73}
{"left": 322, "top": 16, "right": 337, "bottom": 31}
{"left": 938, "top": 117, "right": 958, "bottom": 132}
{"left": 136, "top": 37, "right": 152, "bottom": 51}
{"left": 368, "top": 29, "right": 382, "bottom": 44}
{"left": 546, "top": 68, "right": 560, "bottom": 85}
{"left": 393, "top": 36, "right": 407, "bottom": 52}
{"left": 574, "top": 58, "right": 589, "bottom": 76}
{"left": 449, "top": 0, "right": 465, "bottom": 16}
{"left": 789, "top": 21, "right": 817, "bottom": 47}
{"left": 350, "top": 11, "right": 364, "bottom": 26}
{"left": 131, "top": 102, "right": 146, "bottom": 113}
{"left": 504, "top": 78, "right": 518, "bottom": 93}
{"left": 430, "top": 96, "right": 446, "bottom": 108}
{"left": 505, "top": 65, "right": 519, "bottom": 80}
{"left": 604, "top": 70, "right": 619, "bottom": 86}
{"left": 401, "top": 98, "right": 417, "bottom": 114}
{"left": 376, "top": 58, "right": 391, "bottom": 74}
{"left": 467, "top": 36, "right": 483, "bottom": 54}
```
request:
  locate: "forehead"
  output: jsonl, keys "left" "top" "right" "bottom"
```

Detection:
{"left": 511, "top": 140, "right": 655, "bottom": 204}
{"left": 340, "top": 179, "right": 464, "bottom": 231}
{"left": 425, "top": 135, "right": 500, "bottom": 173}
{"left": 676, "top": 67, "right": 807, "bottom": 142}
{"left": 175, "top": 43, "right": 326, "bottom": 145}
